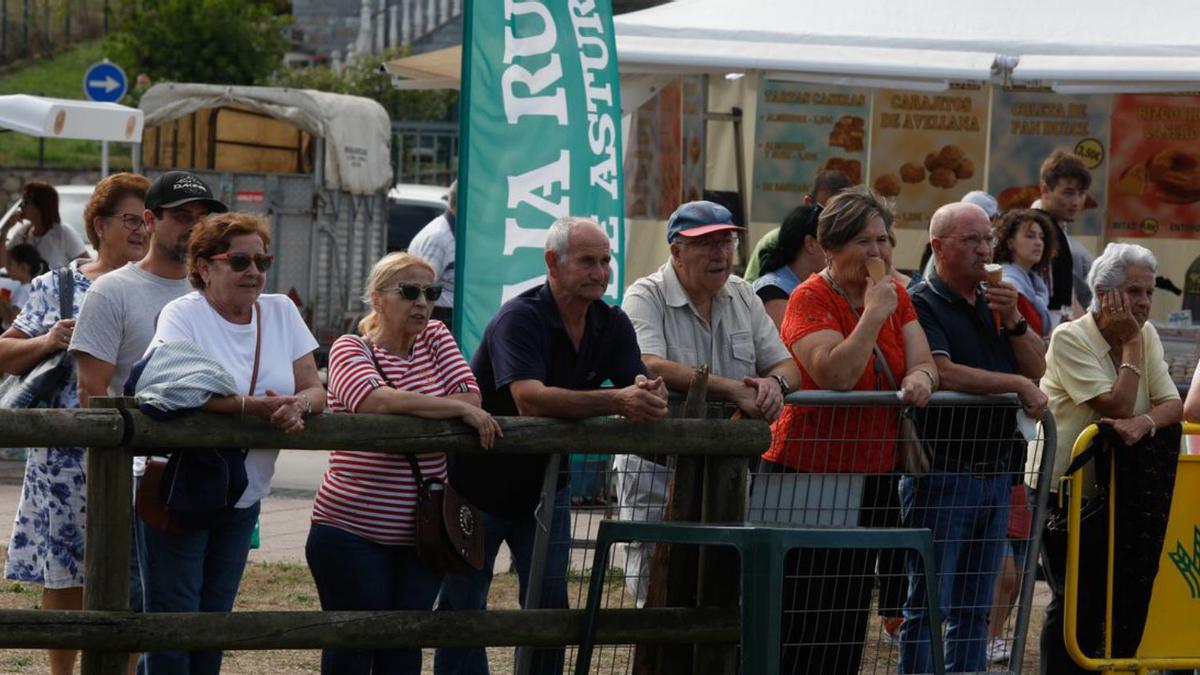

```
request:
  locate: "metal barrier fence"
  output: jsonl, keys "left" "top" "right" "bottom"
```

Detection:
{"left": 544, "top": 392, "right": 1054, "bottom": 675}
{"left": 0, "top": 0, "right": 109, "bottom": 64}
{"left": 0, "top": 401, "right": 765, "bottom": 675}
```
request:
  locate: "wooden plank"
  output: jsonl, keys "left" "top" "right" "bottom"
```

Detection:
{"left": 0, "top": 608, "right": 738, "bottom": 651}
{"left": 123, "top": 409, "right": 769, "bottom": 457}
{"left": 0, "top": 409, "right": 770, "bottom": 458}
{"left": 0, "top": 409, "right": 123, "bottom": 448}
{"left": 81, "top": 397, "right": 132, "bottom": 675}
{"left": 695, "top": 453, "right": 749, "bottom": 674}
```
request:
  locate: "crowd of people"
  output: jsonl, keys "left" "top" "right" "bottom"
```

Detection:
{"left": 0, "top": 144, "right": 1193, "bottom": 675}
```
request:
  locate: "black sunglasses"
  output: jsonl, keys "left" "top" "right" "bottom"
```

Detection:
{"left": 390, "top": 283, "right": 443, "bottom": 302}
{"left": 209, "top": 252, "right": 274, "bottom": 273}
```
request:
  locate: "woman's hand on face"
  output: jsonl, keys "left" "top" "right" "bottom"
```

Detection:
{"left": 862, "top": 277, "right": 898, "bottom": 322}
{"left": 1100, "top": 415, "right": 1154, "bottom": 446}
{"left": 1096, "top": 290, "right": 1140, "bottom": 346}
{"left": 899, "top": 371, "right": 933, "bottom": 408}
{"left": 460, "top": 403, "right": 503, "bottom": 449}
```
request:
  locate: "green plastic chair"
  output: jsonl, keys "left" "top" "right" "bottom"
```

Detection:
{"left": 575, "top": 521, "right": 944, "bottom": 675}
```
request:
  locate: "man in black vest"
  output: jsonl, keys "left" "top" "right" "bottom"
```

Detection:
{"left": 1034, "top": 149, "right": 1095, "bottom": 328}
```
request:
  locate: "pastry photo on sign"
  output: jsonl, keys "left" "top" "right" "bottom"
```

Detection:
{"left": 1118, "top": 148, "right": 1200, "bottom": 204}
{"left": 828, "top": 115, "right": 866, "bottom": 152}
{"left": 872, "top": 144, "right": 975, "bottom": 198}
{"left": 997, "top": 184, "right": 1098, "bottom": 212}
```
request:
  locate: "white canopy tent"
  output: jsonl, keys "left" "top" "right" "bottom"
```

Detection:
{"left": 0, "top": 95, "right": 144, "bottom": 176}
{"left": 385, "top": 0, "right": 1200, "bottom": 93}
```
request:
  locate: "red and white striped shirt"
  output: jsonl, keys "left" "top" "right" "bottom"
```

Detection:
{"left": 313, "top": 321, "right": 479, "bottom": 545}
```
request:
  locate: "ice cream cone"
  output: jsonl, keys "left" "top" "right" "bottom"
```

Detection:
{"left": 866, "top": 257, "right": 887, "bottom": 283}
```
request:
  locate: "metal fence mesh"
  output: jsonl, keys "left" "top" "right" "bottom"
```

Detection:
{"left": 524, "top": 394, "right": 1051, "bottom": 675}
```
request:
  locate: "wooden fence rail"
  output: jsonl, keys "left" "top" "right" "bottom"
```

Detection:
{"left": 0, "top": 403, "right": 768, "bottom": 675}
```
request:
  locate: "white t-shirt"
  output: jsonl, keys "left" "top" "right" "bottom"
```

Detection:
{"left": 6, "top": 221, "right": 88, "bottom": 269}
{"left": 0, "top": 274, "right": 30, "bottom": 330}
{"left": 147, "top": 292, "right": 319, "bottom": 508}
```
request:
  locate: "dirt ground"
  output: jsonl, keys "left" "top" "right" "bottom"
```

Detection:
{"left": 0, "top": 546, "right": 1049, "bottom": 674}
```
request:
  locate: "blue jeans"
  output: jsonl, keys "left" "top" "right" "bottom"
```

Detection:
{"left": 434, "top": 487, "right": 571, "bottom": 675}
{"left": 137, "top": 502, "right": 260, "bottom": 675}
{"left": 305, "top": 523, "right": 443, "bottom": 674}
{"left": 899, "top": 471, "right": 1009, "bottom": 674}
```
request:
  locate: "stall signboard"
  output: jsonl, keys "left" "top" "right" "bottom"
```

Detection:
{"left": 680, "top": 76, "right": 706, "bottom": 206}
{"left": 1107, "top": 94, "right": 1200, "bottom": 240}
{"left": 988, "top": 89, "right": 1110, "bottom": 236}
{"left": 626, "top": 78, "right": 681, "bottom": 220}
{"left": 868, "top": 84, "right": 991, "bottom": 230}
{"left": 456, "top": 0, "right": 625, "bottom": 356}
{"left": 750, "top": 80, "right": 869, "bottom": 224}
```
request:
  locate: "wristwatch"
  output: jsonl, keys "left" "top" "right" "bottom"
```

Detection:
{"left": 770, "top": 374, "right": 791, "bottom": 395}
{"left": 1005, "top": 318, "right": 1029, "bottom": 337}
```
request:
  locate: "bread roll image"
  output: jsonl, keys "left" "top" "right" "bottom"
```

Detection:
{"left": 899, "top": 163, "right": 926, "bottom": 183}
{"left": 929, "top": 167, "right": 958, "bottom": 189}
{"left": 954, "top": 158, "right": 975, "bottom": 180}
{"left": 873, "top": 173, "right": 902, "bottom": 197}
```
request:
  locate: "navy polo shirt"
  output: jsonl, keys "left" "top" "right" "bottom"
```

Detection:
{"left": 452, "top": 283, "right": 646, "bottom": 517}
{"left": 910, "top": 270, "right": 1021, "bottom": 466}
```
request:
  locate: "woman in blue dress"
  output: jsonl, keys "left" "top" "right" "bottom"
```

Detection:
{"left": 0, "top": 172, "right": 151, "bottom": 675}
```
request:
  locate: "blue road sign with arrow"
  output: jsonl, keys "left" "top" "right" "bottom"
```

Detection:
{"left": 83, "top": 61, "right": 128, "bottom": 103}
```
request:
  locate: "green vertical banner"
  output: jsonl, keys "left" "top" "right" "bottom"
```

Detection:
{"left": 454, "top": 0, "right": 625, "bottom": 358}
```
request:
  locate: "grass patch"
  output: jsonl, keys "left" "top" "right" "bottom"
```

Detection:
{"left": 0, "top": 39, "right": 137, "bottom": 169}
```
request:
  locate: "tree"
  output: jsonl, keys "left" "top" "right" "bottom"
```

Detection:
{"left": 105, "top": 0, "right": 288, "bottom": 86}
{"left": 266, "top": 47, "right": 458, "bottom": 123}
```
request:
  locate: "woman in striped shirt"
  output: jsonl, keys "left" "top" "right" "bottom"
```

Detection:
{"left": 307, "top": 252, "right": 501, "bottom": 675}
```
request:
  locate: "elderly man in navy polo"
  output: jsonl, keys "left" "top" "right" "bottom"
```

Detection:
{"left": 899, "top": 201, "right": 1048, "bottom": 673}
{"left": 434, "top": 216, "right": 668, "bottom": 675}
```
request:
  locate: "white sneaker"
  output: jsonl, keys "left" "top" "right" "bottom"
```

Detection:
{"left": 987, "top": 637, "right": 1012, "bottom": 664}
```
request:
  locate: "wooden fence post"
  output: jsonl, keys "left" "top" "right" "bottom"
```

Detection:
{"left": 81, "top": 396, "right": 132, "bottom": 675}
{"left": 634, "top": 366, "right": 710, "bottom": 674}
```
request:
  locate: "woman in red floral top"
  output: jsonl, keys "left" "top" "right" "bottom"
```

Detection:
{"left": 761, "top": 186, "right": 937, "bottom": 673}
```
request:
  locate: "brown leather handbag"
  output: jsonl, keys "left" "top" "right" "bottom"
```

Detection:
{"left": 360, "top": 337, "right": 485, "bottom": 573}
{"left": 406, "top": 454, "right": 485, "bottom": 573}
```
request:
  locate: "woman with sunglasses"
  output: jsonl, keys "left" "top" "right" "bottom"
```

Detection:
{"left": 752, "top": 204, "right": 825, "bottom": 330}
{"left": 1, "top": 172, "right": 150, "bottom": 675}
{"left": 139, "top": 212, "right": 325, "bottom": 674}
{"left": 308, "top": 251, "right": 498, "bottom": 675}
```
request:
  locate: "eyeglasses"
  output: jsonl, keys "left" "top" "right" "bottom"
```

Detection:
{"left": 388, "top": 283, "right": 443, "bottom": 302}
{"left": 945, "top": 234, "right": 994, "bottom": 249}
{"left": 208, "top": 252, "right": 274, "bottom": 273}
{"left": 106, "top": 213, "right": 146, "bottom": 231}
{"left": 680, "top": 235, "right": 739, "bottom": 252}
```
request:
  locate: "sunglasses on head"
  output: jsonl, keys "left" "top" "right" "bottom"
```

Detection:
{"left": 390, "top": 283, "right": 443, "bottom": 302}
{"left": 208, "top": 252, "right": 274, "bottom": 273}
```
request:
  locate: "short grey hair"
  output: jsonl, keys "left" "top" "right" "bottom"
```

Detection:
{"left": 929, "top": 201, "right": 987, "bottom": 239}
{"left": 1086, "top": 242, "right": 1158, "bottom": 313}
{"left": 545, "top": 216, "right": 603, "bottom": 261}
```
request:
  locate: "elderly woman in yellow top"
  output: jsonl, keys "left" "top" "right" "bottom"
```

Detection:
{"left": 1032, "top": 241, "right": 1181, "bottom": 675}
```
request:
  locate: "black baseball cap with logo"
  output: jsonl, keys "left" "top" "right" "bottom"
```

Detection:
{"left": 145, "top": 171, "right": 228, "bottom": 213}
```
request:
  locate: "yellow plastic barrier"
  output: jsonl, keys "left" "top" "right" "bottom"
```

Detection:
{"left": 1065, "top": 421, "right": 1200, "bottom": 674}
